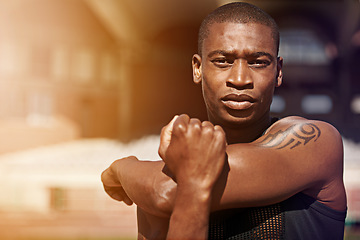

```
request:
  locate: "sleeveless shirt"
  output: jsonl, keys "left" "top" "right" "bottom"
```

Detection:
{"left": 208, "top": 192, "right": 347, "bottom": 240}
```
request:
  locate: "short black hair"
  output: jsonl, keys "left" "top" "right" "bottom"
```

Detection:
{"left": 198, "top": 2, "right": 280, "bottom": 56}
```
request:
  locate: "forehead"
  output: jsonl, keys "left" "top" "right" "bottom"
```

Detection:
{"left": 203, "top": 22, "right": 277, "bottom": 56}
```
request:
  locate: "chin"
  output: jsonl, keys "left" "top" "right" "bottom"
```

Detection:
{"left": 214, "top": 114, "right": 254, "bottom": 129}
{"left": 226, "top": 108, "right": 254, "bottom": 118}
{"left": 208, "top": 106, "right": 258, "bottom": 126}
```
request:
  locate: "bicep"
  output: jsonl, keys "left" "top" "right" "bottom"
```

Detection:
{"left": 211, "top": 120, "right": 343, "bottom": 210}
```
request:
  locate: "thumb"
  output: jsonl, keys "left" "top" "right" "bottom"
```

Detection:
{"left": 158, "top": 115, "right": 178, "bottom": 159}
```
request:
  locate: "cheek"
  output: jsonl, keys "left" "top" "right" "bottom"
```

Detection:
{"left": 201, "top": 79, "right": 221, "bottom": 109}
{"left": 201, "top": 73, "right": 219, "bottom": 95}
{"left": 258, "top": 81, "right": 276, "bottom": 106}
{"left": 202, "top": 82, "right": 215, "bottom": 104}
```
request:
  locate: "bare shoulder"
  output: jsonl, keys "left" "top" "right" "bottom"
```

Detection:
{"left": 221, "top": 116, "right": 345, "bottom": 210}
{"left": 260, "top": 116, "right": 346, "bottom": 210}
{"left": 259, "top": 116, "right": 343, "bottom": 154}
{"left": 259, "top": 116, "right": 344, "bottom": 172}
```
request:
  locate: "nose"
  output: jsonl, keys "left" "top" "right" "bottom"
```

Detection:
{"left": 226, "top": 60, "right": 253, "bottom": 89}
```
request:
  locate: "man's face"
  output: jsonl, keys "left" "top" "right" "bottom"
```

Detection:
{"left": 192, "top": 22, "right": 283, "bottom": 128}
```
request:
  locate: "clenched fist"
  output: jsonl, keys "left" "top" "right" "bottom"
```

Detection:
{"left": 159, "top": 114, "right": 227, "bottom": 190}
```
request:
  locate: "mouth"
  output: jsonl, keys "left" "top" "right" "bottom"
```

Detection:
{"left": 221, "top": 94, "right": 255, "bottom": 110}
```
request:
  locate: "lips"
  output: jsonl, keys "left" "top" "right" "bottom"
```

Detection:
{"left": 221, "top": 94, "right": 255, "bottom": 110}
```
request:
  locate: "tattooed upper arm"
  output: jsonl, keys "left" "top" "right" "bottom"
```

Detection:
{"left": 257, "top": 122, "right": 322, "bottom": 150}
{"left": 216, "top": 118, "right": 344, "bottom": 208}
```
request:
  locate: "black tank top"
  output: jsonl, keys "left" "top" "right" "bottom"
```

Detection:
{"left": 208, "top": 193, "right": 347, "bottom": 239}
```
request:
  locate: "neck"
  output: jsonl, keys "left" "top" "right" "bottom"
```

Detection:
{"left": 221, "top": 114, "right": 273, "bottom": 144}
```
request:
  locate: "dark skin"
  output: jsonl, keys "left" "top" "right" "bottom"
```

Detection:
{"left": 101, "top": 22, "right": 347, "bottom": 239}
{"left": 162, "top": 117, "right": 227, "bottom": 239}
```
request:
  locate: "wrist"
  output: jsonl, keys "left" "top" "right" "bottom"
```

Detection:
{"left": 177, "top": 174, "right": 217, "bottom": 194}
{"left": 176, "top": 181, "right": 213, "bottom": 204}
{"left": 167, "top": 181, "right": 212, "bottom": 240}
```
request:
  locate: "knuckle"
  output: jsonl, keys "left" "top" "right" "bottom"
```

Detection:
{"left": 202, "top": 125, "right": 214, "bottom": 136}
{"left": 190, "top": 118, "right": 201, "bottom": 125}
{"left": 214, "top": 127, "right": 226, "bottom": 140}
{"left": 189, "top": 118, "right": 202, "bottom": 131}
{"left": 214, "top": 125, "right": 225, "bottom": 134}
{"left": 179, "top": 113, "right": 190, "bottom": 119}
{"left": 172, "top": 114, "right": 190, "bottom": 134}
{"left": 173, "top": 122, "right": 187, "bottom": 134}
{"left": 202, "top": 120, "right": 214, "bottom": 127}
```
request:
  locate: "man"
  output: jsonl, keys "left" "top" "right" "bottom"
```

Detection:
{"left": 102, "top": 2, "right": 347, "bottom": 239}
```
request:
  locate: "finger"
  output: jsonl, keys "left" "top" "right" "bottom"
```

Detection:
{"left": 104, "top": 186, "right": 133, "bottom": 205}
{"left": 214, "top": 125, "right": 227, "bottom": 146}
{"left": 214, "top": 125, "right": 225, "bottom": 134}
{"left": 160, "top": 115, "right": 179, "bottom": 141}
{"left": 172, "top": 114, "right": 190, "bottom": 135}
{"left": 189, "top": 118, "right": 202, "bottom": 131}
{"left": 119, "top": 188, "right": 134, "bottom": 205}
{"left": 159, "top": 115, "right": 179, "bottom": 158}
{"left": 104, "top": 186, "right": 125, "bottom": 201}
{"left": 201, "top": 121, "right": 215, "bottom": 134}
{"left": 201, "top": 121, "right": 214, "bottom": 128}
{"left": 199, "top": 121, "right": 215, "bottom": 140}
{"left": 123, "top": 196, "right": 134, "bottom": 206}
{"left": 101, "top": 168, "right": 121, "bottom": 187}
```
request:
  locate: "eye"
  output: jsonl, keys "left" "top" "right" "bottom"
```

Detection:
{"left": 248, "top": 59, "right": 271, "bottom": 68}
{"left": 211, "top": 58, "right": 233, "bottom": 68}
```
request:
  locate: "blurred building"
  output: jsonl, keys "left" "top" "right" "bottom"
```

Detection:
{"left": 264, "top": 1, "right": 360, "bottom": 143}
{"left": 0, "top": 137, "right": 160, "bottom": 239}
{"left": 0, "top": 0, "right": 359, "bottom": 145}
{"left": 0, "top": 0, "right": 122, "bottom": 154}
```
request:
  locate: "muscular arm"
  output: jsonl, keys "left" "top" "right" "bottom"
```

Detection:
{"left": 102, "top": 157, "right": 175, "bottom": 217}
{"left": 215, "top": 118, "right": 344, "bottom": 210}
{"left": 103, "top": 116, "right": 345, "bottom": 218}
{"left": 164, "top": 117, "right": 226, "bottom": 239}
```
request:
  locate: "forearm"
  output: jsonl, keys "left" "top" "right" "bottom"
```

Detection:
{"left": 167, "top": 184, "right": 212, "bottom": 240}
{"left": 116, "top": 157, "right": 176, "bottom": 217}
{"left": 137, "top": 207, "right": 169, "bottom": 239}
{"left": 124, "top": 145, "right": 283, "bottom": 218}
{"left": 117, "top": 156, "right": 227, "bottom": 218}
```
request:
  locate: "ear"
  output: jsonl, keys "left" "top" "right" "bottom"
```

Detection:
{"left": 275, "top": 56, "right": 283, "bottom": 87}
{"left": 192, "top": 54, "right": 202, "bottom": 84}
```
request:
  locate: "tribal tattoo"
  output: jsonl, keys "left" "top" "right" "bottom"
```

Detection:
{"left": 258, "top": 123, "right": 321, "bottom": 150}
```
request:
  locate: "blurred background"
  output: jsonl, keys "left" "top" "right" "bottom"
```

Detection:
{"left": 0, "top": 0, "right": 359, "bottom": 239}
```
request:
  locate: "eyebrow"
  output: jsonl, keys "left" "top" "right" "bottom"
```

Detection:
{"left": 208, "top": 50, "right": 275, "bottom": 61}
{"left": 250, "top": 52, "right": 275, "bottom": 61}
{"left": 207, "top": 50, "right": 232, "bottom": 58}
